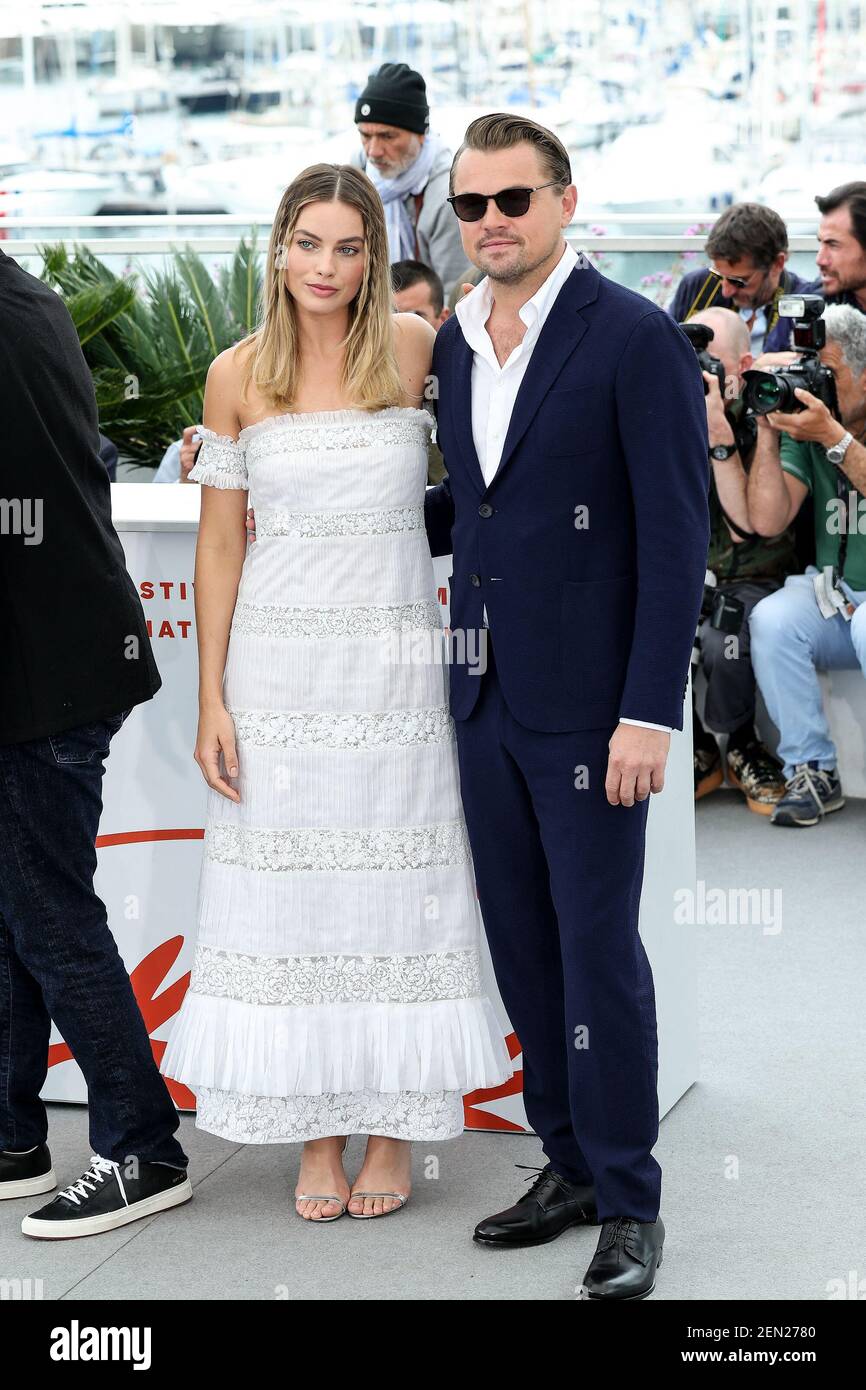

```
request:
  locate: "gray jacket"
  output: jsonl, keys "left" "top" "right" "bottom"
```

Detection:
{"left": 349, "top": 140, "right": 471, "bottom": 303}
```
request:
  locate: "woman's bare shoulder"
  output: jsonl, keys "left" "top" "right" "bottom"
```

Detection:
{"left": 203, "top": 338, "right": 256, "bottom": 433}
{"left": 207, "top": 336, "right": 256, "bottom": 387}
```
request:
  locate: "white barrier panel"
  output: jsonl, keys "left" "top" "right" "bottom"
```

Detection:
{"left": 817, "top": 671, "right": 866, "bottom": 797}
{"left": 41, "top": 484, "right": 699, "bottom": 1131}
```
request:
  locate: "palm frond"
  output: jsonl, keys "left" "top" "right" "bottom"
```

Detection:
{"left": 45, "top": 237, "right": 265, "bottom": 467}
{"left": 218, "top": 232, "right": 264, "bottom": 335}
{"left": 172, "top": 246, "right": 232, "bottom": 358}
{"left": 64, "top": 278, "right": 139, "bottom": 345}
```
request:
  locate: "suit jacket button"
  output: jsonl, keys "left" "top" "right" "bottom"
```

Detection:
{"left": 478, "top": 503, "right": 493, "bottom": 517}
{"left": 469, "top": 573, "right": 481, "bottom": 587}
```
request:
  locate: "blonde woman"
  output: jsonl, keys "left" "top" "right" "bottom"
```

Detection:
{"left": 160, "top": 164, "right": 512, "bottom": 1221}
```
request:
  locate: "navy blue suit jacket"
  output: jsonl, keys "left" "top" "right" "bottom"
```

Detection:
{"left": 424, "top": 255, "right": 711, "bottom": 732}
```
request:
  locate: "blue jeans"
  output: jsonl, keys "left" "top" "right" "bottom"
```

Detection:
{"left": 0, "top": 710, "right": 187, "bottom": 1168}
{"left": 749, "top": 568, "right": 866, "bottom": 780}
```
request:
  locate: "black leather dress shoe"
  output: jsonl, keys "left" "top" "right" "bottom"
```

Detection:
{"left": 580, "top": 1215, "right": 665, "bottom": 1300}
{"left": 474, "top": 1164, "right": 598, "bottom": 1247}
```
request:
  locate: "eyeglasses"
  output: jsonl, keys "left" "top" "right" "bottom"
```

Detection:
{"left": 709, "top": 264, "right": 768, "bottom": 289}
{"left": 447, "top": 182, "right": 563, "bottom": 222}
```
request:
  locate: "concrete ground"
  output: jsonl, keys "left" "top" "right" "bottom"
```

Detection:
{"left": 1, "top": 790, "right": 863, "bottom": 1300}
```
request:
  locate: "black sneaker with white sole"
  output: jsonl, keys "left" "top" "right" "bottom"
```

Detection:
{"left": 22, "top": 1153, "right": 192, "bottom": 1239}
{"left": 0, "top": 1143, "right": 57, "bottom": 1201}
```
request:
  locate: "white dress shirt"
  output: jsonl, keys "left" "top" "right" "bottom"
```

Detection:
{"left": 453, "top": 240, "right": 671, "bottom": 734}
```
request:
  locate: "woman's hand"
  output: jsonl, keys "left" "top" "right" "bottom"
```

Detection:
{"left": 194, "top": 704, "right": 241, "bottom": 802}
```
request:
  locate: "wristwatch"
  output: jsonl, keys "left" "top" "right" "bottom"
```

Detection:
{"left": 709, "top": 442, "right": 738, "bottom": 460}
{"left": 825, "top": 430, "right": 854, "bottom": 466}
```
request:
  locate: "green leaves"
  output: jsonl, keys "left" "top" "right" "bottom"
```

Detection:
{"left": 65, "top": 279, "right": 139, "bottom": 345}
{"left": 39, "top": 236, "right": 263, "bottom": 468}
{"left": 218, "top": 235, "right": 261, "bottom": 335}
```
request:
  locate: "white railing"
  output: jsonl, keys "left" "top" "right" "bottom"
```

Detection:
{"left": 0, "top": 213, "right": 822, "bottom": 227}
{"left": 0, "top": 212, "right": 822, "bottom": 257}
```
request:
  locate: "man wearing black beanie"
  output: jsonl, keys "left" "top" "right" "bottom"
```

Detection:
{"left": 351, "top": 62, "right": 471, "bottom": 303}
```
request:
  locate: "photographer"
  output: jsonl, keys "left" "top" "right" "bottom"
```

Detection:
{"left": 669, "top": 202, "right": 814, "bottom": 355}
{"left": 684, "top": 309, "right": 798, "bottom": 812}
{"left": 747, "top": 302, "right": 866, "bottom": 826}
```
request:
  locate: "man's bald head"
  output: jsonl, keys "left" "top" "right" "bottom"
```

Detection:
{"left": 688, "top": 306, "right": 753, "bottom": 389}
{"left": 689, "top": 307, "right": 751, "bottom": 359}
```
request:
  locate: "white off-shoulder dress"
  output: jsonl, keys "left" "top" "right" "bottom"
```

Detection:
{"left": 159, "top": 405, "right": 513, "bottom": 1142}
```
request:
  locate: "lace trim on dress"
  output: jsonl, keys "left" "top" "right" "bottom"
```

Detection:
{"left": 191, "top": 943, "right": 483, "bottom": 1005}
{"left": 195, "top": 425, "right": 243, "bottom": 447}
{"left": 193, "top": 1085, "right": 466, "bottom": 1143}
{"left": 237, "top": 404, "right": 434, "bottom": 442}
{"left": 252, "top": 504, "right": 425, "bottom": 539}
{"left": 205, "top": 819, "right": 471, "bottom": 872}
{"left": 224, "top": 704, "right": 454, "bottom": 749}
{"left": 231, "top": 598, "right": 442, "bottom": 640}
{"left": 189, "top": 425, "right": 249, "bottom": 489}
{"left": 242, "top": 416, "right": 433, "bottom": 455}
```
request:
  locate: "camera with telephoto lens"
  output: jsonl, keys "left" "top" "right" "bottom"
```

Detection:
{"left": 741, "top": 294, "right": 840, "bottom": 417}
{"left": 679, "top": 322, "right": 727, "bottom": 397}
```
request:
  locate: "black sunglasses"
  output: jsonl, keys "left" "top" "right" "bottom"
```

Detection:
{"left": 447, "top": 181, "right": 563, "bottom": 222}
{"left": 709, "top": 263, "right": 769, "bottom": 289}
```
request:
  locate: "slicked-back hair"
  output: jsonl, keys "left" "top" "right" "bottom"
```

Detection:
{"left": 449, "top": 112, "right": 571, "bottom": 198}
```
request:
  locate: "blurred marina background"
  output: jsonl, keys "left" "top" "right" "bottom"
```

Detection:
{"left": 0, "top": 0, "right": 863, "bottom": 238}
{"left": 1, "top": 0, "right": 863, "bottom": 469}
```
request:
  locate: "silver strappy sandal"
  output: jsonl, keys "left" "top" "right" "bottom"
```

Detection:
{"left": 295, "top": 1136, "right": 350, "bottom": 1223}
{"left": 346, "top": 1190, "right": 410, "bottom": 1219}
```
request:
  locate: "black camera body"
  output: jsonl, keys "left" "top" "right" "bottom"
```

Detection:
{"left": 703, "top": 583, "right": 745, "bottom": 634}
{"left": 692, "top": 572, "right": 746, "bottom": 666}
{"left": 680, "top": 321, "right": 727, "bottom": 397}
{"left": 741, "top": 294, "right": 840, "bottom": 418}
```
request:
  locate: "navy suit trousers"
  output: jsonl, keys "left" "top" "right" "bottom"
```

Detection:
{"left": 453, "top": 635, "right": 662, "bottom": 1222}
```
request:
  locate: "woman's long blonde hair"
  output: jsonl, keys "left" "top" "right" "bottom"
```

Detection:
{"left": 238, "top": 164, "right": 405, "bottom": 414}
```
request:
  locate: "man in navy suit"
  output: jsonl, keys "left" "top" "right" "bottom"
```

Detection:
{"left": 424, "top": 113, "right": 710, "bottom": 1300}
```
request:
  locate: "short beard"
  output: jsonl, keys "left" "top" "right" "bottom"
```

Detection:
{"left": 380, "top": 136, "right": 423, "bottom": 179}
{"left": 835, "top": 267, "right": 866, "bottom": 294}
{"left": 482, "top": 240, "right": 558, "bottom": 286}
{"left": 743, "top": 275, "right": 772, "bottom": 308}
